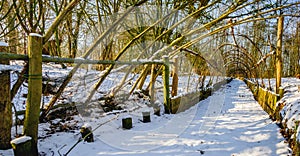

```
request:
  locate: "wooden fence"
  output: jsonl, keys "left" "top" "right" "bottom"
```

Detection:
{"left": 0, "top": 40, "right": 177, "bottom": 115}
{"left": 170, "top": 78, "right": 232, "bottom": 113}
{"left": 244, "top": 79, "right": 283, "bottom": 120}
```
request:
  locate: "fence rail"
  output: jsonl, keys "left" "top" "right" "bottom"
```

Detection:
{"left": 0, "top": 52, "right": 168, "bottom": 65}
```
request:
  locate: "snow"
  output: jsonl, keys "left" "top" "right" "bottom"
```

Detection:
{"left": 0, "top": 61, "right": 297, "bottom": 155}
{"left": 29, "top": 33, "right": 42, "bottom": 37}
{"left": 1, "top": 79, "right": 291, "bottom": 156}
{"left": 0, "top": 41, "right": 8, "bottom": 47}
{"left": 10, "top": 136, "right": 32, "bottom": 145}
{"left": 275, "top": 78, "right": 300, "bottom": 142}
{"left": 75, "top": 57, "right": 85, "bottom": 60}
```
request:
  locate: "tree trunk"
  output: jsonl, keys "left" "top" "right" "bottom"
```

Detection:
{"left": 276, "top": 16, "right": 284, "bottom": 94}
{"left": 0, "top": 42, "right": 12, "bottom": 149}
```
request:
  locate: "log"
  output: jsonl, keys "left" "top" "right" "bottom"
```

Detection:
{"left": 10, "top": 136, "right": 33, "bottom": 156}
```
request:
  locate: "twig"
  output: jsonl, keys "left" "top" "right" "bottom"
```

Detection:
{"left": 63, "top": 114, "right": 120, "bottom": 156}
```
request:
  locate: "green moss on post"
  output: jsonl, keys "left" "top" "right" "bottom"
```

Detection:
{"left": 23, "top": 34, "right": 43, "bottom": 156}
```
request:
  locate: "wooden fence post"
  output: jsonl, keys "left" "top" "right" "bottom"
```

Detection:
{"left": 23, "top": 33, "right": 43, "bottom": 156}
{"left": 276, "top": 16, "right": 284, "bottom": 94}
{"left": 171, "top": 56, "right": 179, "bottom": 97}
{"left": 0, "top": 41, "right": 12, "bottom": 149}
{"left": 162, "top": 56, "right": 171, "bottom": 113}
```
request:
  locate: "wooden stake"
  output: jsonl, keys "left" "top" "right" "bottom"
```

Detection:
{"left": 162, "top": 56, "right": 171, "bottom": 113}
{"left": 276, "top": 16, "right": 284, "bottom": 94}
{"left": 171, "top": 56, "right": 179, "bottom": 97}
{"left": 149, "top": 64, "right": 156, "bottom": 106}
{"left": 23, "top": 34, "right": 43, "bottom": 156}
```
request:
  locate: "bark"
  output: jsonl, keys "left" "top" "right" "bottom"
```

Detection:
{"left": 275, "top": 16, "right": 283, "bottom": 94}
{"left": 0, "top": 44, "right": 12, "bottom": 150}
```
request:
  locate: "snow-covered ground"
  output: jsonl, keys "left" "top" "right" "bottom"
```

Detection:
{"left": 3, "top": 61, "right": 223, "bottom": 112}
{"left": 276, "top": 78, "right": 300, "bottom": 145}
{"left": 1, "top": 61, "right": 299, "bottom": 155}
{"left": 0, "top": 79, "right": 291, "bottom": 156}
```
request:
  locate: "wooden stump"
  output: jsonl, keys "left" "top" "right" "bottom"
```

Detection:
{"left": 80, "top": 124, "right": 94, "bottom": 142}
{"left": 10, "top": 136, "right": 32, "bottom": 156}
{"left": 122, "top": 117, "right": 132, "bottom": 129}
{"left": 142, "top": 111, "right": 151, "bottom": 123}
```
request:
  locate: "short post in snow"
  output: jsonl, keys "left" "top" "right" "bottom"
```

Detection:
{"left": 142, "top": 111, "right": 151, "bottom": 123}
{"left": 162, "top": 56, "right": 171, "bottom": 114}
{"left": 122, "top": 116, "right": 132, "bottom": 129}
{"left": 22, "top": 33, "right": 43, "bottom": 156}
{"left": 10, "top": 136, "right": 33, "bottom": 156}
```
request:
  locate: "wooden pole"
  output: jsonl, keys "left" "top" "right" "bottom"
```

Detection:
{"left": 162, "top": 56, "right": 171, "bottom": 113}
{"left": 137, "top": 65, "right": 150, "bottom": 90}
{"left": 23, "top": 33, "right": 43, "bottom": 156}
{"left": 149, "top": 64, "right": 156, "bottom": 105}
{"left": 171, "top": 56, "right": 179, "bottom": 97}
{"left": 276, "top": 16, "right": 284, "bottom": 94}
{"left": 0, "top": 41, "right": 12, "bottom": 149}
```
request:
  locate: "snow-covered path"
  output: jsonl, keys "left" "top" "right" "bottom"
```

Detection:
{"left": 64, "top": 79, "right": 290, "bottom": 156}
{"left": 167, "top": 79, "right": 290, "bottom": 156}
{"left": 0, "top": 79, "right": 290, "bottom": 156}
